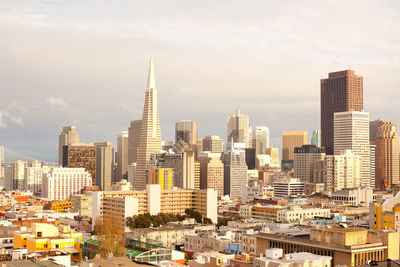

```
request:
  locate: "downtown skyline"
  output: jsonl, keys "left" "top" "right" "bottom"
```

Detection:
{"left": 0, "top": 0, "right": 399, "bottom": 161}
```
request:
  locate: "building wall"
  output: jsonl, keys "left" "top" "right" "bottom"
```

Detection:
{"left": 282, "top": 131, "right": 307, "bottom": 161}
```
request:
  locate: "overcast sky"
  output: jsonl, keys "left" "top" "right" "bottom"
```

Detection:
{"left": 0, "top": 0, "right": 399, "bottom": 162}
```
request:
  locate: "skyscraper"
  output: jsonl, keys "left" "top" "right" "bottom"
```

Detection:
{"left": 227, "top": 107, "right": 250, "bottom": 147}
{"left": 374, "top": 121, "right": 399, "bottom": 189}
{"left": 293, "top": 145, "right": 326, "bottom": 183}
{"left": 175, "top": 120, "right": 198, "bottom": 146}
{"left": 198, "top": 152, "right": 224, "bottom": 196}
{"left": 95, "top": 142, "right": 114, "bottom": 191}
{"left": 334, "top": 111, "right": 370, "bottom": 186}
{"left": 203, "top": 136, "right": 224, "bottom": 153}
{"left": 221, "top": 144, "right": 248, "bottom": 198}
{"left": 128, "top": 120, "right": 142, "bottom": 165}
{"left": 252, "top": 126, "right": 270, "bottom": 155}
{"left": 321, "top": 70, "right": 363, "bottom": 155}
{"left": 116, "top": 131, "right": 129, "bottom": 181}
{"left": 134, "top": 58, "right": 162, "bottom": 190}
{"left": 311, "top": 130, "right": 321, "bottom": 147}
{"left": 58, "top": 126, "right": 80, "bottom": 166}
{"left": 281, "top": 131, "right": 307, "bottom": 169}
{"left": 63, "top": 144, "right": 96, "bottom": 185}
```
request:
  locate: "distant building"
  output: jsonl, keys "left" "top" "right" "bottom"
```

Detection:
{"left": 227, "top": 107, "right": 250, "bottom": 148}
{"left": 332, "top": 187, "right": 373, "bottom": 206}
{"left": 293, "top": 145, "right": 325, "bottom": 183}
{"left": 254, "top": 248, "right": 331, "bottom": 267}
{"left": 116, "top": 131, "right": 129, "bottom": 181}
{"left": 175, "top": 120, "right": 198, "bottom": 146}
{"left": 245, "top": 148, "right": 256, "bottom": 170}
{"left": 203, "top": 136, "right": 224, "bottom": 153}
{"left": 127, "top": 119, "right": 142, "bottom": 165}
{"left": 281, "top": 131, "right": 307, "bottom": 170}
{"left": 198, "top": 152, "right": 224, "bottom": 196}
{"left": 147, "top": 168, "right": 173, "bottom": 190}
{"left": 311, "top": 130, "right": 321, "bottom": 147}
{"left": 265, "top": 148, "right": 280, "bottom": 168}
{"left": 58, "top": 126, "right": 80, "bottom": 166}
{"left": 71, "top": 194, "right": 92, "bottom": 217}
{"left": 221, "top": 144, "right": 248, "bottom": 198}
{"left": 252, "top": 126, "right": 270, "bottom": 155}
{"left": 62, "top": 144, "right": 96, "bottom": 185}
{"left": 94, "top": 142, "right": 114, "bottom": 191}
{"left": 273, "top": 179, "right": 304, "bottom": 198}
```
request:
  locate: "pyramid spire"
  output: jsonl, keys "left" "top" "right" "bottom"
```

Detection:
{"left": 147, "top": 57, "right": 156, "bottom": 89}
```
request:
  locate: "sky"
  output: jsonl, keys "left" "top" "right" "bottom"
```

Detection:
{"left": 0, "top": 0, "right": 399, "bottom": 162}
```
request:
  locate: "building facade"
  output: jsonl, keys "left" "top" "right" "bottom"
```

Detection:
{"left": 198, "top": 153, "right": 224, "bottom": 196}
{"left": 293, "top": 145, "right": 325, "bottom": 183}
{"left": 58, "top": 126, "right": 80, "bottom": 166}
{"left": 227, "top": 107, "right": 250, "bottom": 148}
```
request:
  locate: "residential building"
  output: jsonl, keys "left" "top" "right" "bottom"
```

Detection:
{"left": 252, "top": 127, "right": 270, "bottom": 155}
{"left": 281, "top": 131, "right": 307, "bottom": 169}
{"left": 58, "top": 126, "right": 80, "bottom": 166}
{"left": 332, "top": 186, "right": 373, "bottom": 206}
{"left": 62, "top": 144, "right": 96, "bottom": 185}
{"left": 71, "top": 194, "right": 92, "bottom": 217}
{"left": 227, "top": 107, "right": 250, "bottom": 148}
{"left": 203, "top": 136, "right": 224, "bottom": 153}
{"left": 94, "top": 142, "right": 114, "bottom": 191}
{"left": 334, "top": 111, "right": 371, "bottom": 186}
{"left": 321, "top": 70, "right": 363, "bottom": 155}
{"left": 293, "top": 145, "right": 325, "bottom": 183}
{"left": 373, "top": 121, "right": 399, "bottom": 189}
{"left": 221, "top": 144, "right": 248, "bottom": 198}
{"left": 135, "top": 57, "right": 163, "bottom": 190}
{"left": 273, "top": 179, "right": 304, "bottom": 198}
{"left": 198, "top": 152, "right": 224, "bottom": 196}
{"left": 42, "top": 167, "right": 92, "bottom": 201}
{"left": 116, "top": 131, "right": 129, "bottom": 181}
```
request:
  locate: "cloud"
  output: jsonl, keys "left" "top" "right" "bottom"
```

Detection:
{"left": 0, "top": 112, "right": 6, "bottom": 128}
{"left": 0, "top": 110, "right": 24, "bottom": 128}
{"left": 46, "top": 97, "right": 74, "bottom": 111}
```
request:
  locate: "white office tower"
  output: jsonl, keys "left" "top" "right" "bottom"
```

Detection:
{"left": 221, "top": 143, "right": 248, "bottom": 198}
{"left": 252, "top": 126, "right": 270, "bottom": 155}
{"left": 42, "top": 167, "right": 92, "bottom": 201}
{"left": 334, "top": 111, "right": 371, "bottom": 186}
{"left": 227, "top": 107, "right": 250, "bottom": 148}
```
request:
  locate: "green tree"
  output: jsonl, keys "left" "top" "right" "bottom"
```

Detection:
{"left": 95, "top": 215, "right": 126, "bottom": 258}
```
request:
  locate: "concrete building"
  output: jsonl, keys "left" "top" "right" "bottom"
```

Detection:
{"left": 203, "top": 136, "right": 224, "bottom": 153}
{"left": 252, "top": 127, "right": 270, "bottom": 155}
{"left": 370, "top": 144, "right": 376, "bottom": 189}
{"left": 293, "top": 145, "right": 325, "bottom": 183}
{"left": 334, "top": 111, "right": 371, "bottom": 186}
{"left": 227, "top": 107, "right": 250, "bottom": 148}
{"left": 176, "top": 120, "right": 198, "bottom": 146}
{"left": 370, "top": 192, "right": 400, "bottom": 231}
{"left": 332, "top": 186, "right": 373, "bottom": 206}
{"left": 128, "top": 119, "right": 142, "bottom": 166}
{"left": 373, "top": 121, "right": 400, "bottom": 189}
{"left": 194, "top": 161, "right": 200, "bottom": 189}
{"left": 71, "top": 194, "right": 92, "bottom": 217}
{"left": 184, "top": 231, "right": 233, "bottom": 253}
{"left": 24, "top": 165, "right": 51, "bottom": 194}
{"left": 7, "top": 161, "right": 27, "bottom": 191}
{"left": 62, "top": 144, "right": 96, "bottom": 185}
{"left": 166, "top": 140, "right": 195, "bottom": 189}
{"left": 95, "top": 142, "right": 114, "bottom": 191}
{"left": 265, "top": 148, "right": 280, "bottom": 169}
{"left": 241, "top": 185, "right": 274, "bottom": 203}
{"left": 58, "top": 126, "right": 80, "bottom": 166}
{"left": 321, "top": 70, "right": 364, "bottom": 155}
{"left": 221, "top": 144, "right": 248, "bottom": 198}
{"left": 256, "top": 227, "right": 398, "bottom": 267}
{"left": 273, "top": 179, "right": 304, "bottom": 198}
{"left": 198, "top": 152, "right": 224, "bottom": 196}
{"left": 135, "top": 58, "right": 163, "bottom": 190}
{"left": 116, "top": 131, "right": 129, "bottom": 181}
{"left": 91, "top": 184, "right": 218, "bottom": 231}
{"left": 147, "top": 168, "right": 173, "bottom": 190}
{"left": 281, "top": 131, "right": 307, "bottom": 169}
{"left": 277, "top": 206, "right": 330, "bottom": 222}
{"left": 42, "top": 167, "right": 92, "bottom": 201}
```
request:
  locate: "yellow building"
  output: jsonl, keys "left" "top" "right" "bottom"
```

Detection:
{"left": 147, "top": 168, "right": 173, "bottom": 190}
{"left": 71, "top": 194, "right": 92, "bottom": 217}
{"left": 194, "top": 161, "right": 200, "bottom": 189}
{"left": 251, "top": 205, "right": 285, "bottom": 221}
{"left": 14, "top": 223, "right": 82, "bottom": 262}
{"left": 48, "top": 200, "right": 71, "bottom": 212}
{"left": 370, "top": 192, "right": 400, "bottom": 231}
{"left": 282, "top": 131, "right": 307, "bottom": 161}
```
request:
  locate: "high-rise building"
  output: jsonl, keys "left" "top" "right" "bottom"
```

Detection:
{"left": 135, "top": 58, "right": 163, "bottom": 190}
{"left": 252, "top": 126, "right": 270, "bottom": 155}
{"left": 227, "top": 107, "right": 250, "bottom": 147}
{"left": 147, "top": 168, "right": 173, "bottom": 190}
{"left": 128, "top": 120, "right": 142, "bottom": 165}
{"left": 166, "top": 140, "right": 195, "bottom": 189}
{"left": 198, "top": 152, "right": 224, "bottom": 196}
{"left": 58, "top": 126, "right": 80, "bottom": 166}
{"left": 370, "top": 144, "right": 376, "bottom": 189}
{"left": 25, "top": 165, "right": 51, "bottom": 194}
{"left": 334, "top": 111, "right": 371, "bottom": 186}
{"left": 317, "top": 150, "right": 362, "bottom": 192}
{"left": 203, "top": 136, "right": 224, "bottom": 153}
{"left": 42, "top": 167, "right": 92, "bottom": 201}
{"left": 321, "top": 70, "right": 363, "bottom": 155}
{"left": 194, "top": 161, "right": 200, "bottom": 189}
{"left": 370, "top": 120, "right": 382, "bottom": 142}
{"left": 245, "top": 148, "right": 256, "bottom": 170}
{"left": 63, "top": 144, "right": 96, "bottom": 185}
{"left": 221, "top": 144, "right": 248, "bottom": 198}
{"left": 282, "top": 131, "right": 307, "bottom": 169}
{"left": 311, "top": 130, "right": 321, "bottom": 147}
{"left": 265, "top": 148, "right": 280, "bottom": 168}
{"left": 95, "top": 142, "right": 114, "bottom": 191}
{"left": 9, "top": 161, "right": 27, "bottom": 190}
{"left": 175, "top": 121, "right": 198, "bottom": 146}
{"left": 116, "top": 131, "right": 129, "bottom": 181}
{"left": 374, "top": 121, "right": 400, "bottom": 189}
{"left": 293, "top": 145, "right": 326, "bottom": 183}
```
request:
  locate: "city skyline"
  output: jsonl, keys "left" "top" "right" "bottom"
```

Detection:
{"left": 1, "top": 1, "right": 400, "bottom": 161}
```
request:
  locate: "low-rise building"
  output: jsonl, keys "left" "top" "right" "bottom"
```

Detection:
{"left": 277, "top": 206, "right": 331, "bottom": 222}
{"left": 332, "top": 186, "right": 373, "bottom": 206}
{"left": 370, "top": 191, "right": 400, "bottom": 230}
{"left": 71, "top": 194, "right": 92, "bottom": 217}
{"left": 254, "top": 248, "right": 331, "bottom": 267}
{"left": 273, "top": 179, "right": 304, "bottom": 198}
{"left": 184, "top": 231, "right": 232, "bottom": 253}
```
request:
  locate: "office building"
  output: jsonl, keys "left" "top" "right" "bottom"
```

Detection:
{"left": 203, "top": 136, "right": 224, "bottom": 153}
{"left": 293, "top": 145, "right": 325, "bottom": 183}
{"left": 311, "top": 130, "right": 320, "bottom": 146}
{"left": 374, "top": 121, "right": 399, "bottom": 189}
{"left": 147, "top": 168, "right": 173, "bottom": 190}
{"left": 128, "top": 119, "right": 142, "bottom": 165}
{"left": 175, "top": 120, "right": 198, "bottom": 146}
{"left": 227, "top": 107, "right": 250, "bottom": 147}
{"left": 198, "top": 152, "right": 224, "bottom": 196}
{"left": 221, "top": 144, "right": 248, "bottom": 198}
{"left": 370, "top": 144, "right": 376, "bottom": 189}
{"left": 95, "top": 142, "right": 114, "bottom": 191}
{"left": 63, "top": 144, "right": 96, "bottom": 185}
{"left": 24, "top": 165, "right": 51, "bottom": 194}
{"left": 116, "top": 131, "right": 129, "bottom": 181}
{"left": 8, "top": 161, "right": 27, "bottom": 190}
{"left": 42, "top": 167, "right": 92, "bottom": 201}
{"left": 252, "top": 126, "right": 270, "bottom": 155}
{"left": 135, "top": 58, "right": 163, "bottom": 190}
{"left": 265, "top": 148, "right": 280, "bottom": 168}
{"left": 332, "top": 186, "right": 373, "bottom": 206}
{"left": 58, "top": 126, "right": 80, "bottom": 166}
{"left": 334, "top": 111, "right": 371, "bottom": 186}
{"left": 245, "top": 148, "right": 256, "bottom": 170}
{"left": 194, "top": 161, "right": 200, "bottom": 189}
{"left": 321, "top": 70, "right": 363, "bottom": 155}
{"left": 273, "top": 179, "right": 304, "bottom": 198}
{"left": 166, "top": 140, "right": 195, "bottom": 189}
{"left": 281, "top": 131, "right": 307, "bottom": 169}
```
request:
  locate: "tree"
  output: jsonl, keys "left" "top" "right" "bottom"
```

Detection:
{"left": 203, "top": 218, "right": 213, "bottom": 224}
{"left": 185, "top": 209, "right": 202, "bottom": 223}
{"left": 94, "top": 215, "right": 126, "bottom": 258}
